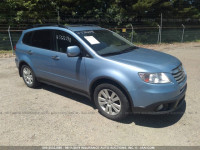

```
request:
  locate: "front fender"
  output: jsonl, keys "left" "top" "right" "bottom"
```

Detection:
{"left": 85, "top": 57, "right": 140, "bottom": 106}
{"left": 87, "top": 69, "right": 133, "bottom": 91}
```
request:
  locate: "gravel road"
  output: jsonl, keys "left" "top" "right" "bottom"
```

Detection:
{"left": 0, "top": 42, "right": 200, "bottom": 146}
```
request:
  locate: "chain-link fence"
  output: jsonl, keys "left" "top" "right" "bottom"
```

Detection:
{"left": 0, "top": 25, "right": 200, "bottom": 50}
{"left": 113, "top": 26, "right": 200, "bottom": 44}
{"left": 0, "top": 30, "right": 21, "bottom": 50}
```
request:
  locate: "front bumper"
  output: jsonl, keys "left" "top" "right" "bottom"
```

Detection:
{"left": 132, "top": 83, "right": 187, "bottom": 114}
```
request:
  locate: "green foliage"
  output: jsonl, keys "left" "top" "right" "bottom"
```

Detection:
{"left": 0, "top": 0, "right": 199, "bottom": 25}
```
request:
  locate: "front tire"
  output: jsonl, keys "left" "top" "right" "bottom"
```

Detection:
{"left": 94, "top": 83, "right": 130, "bottom": 121}
{"left": 21, "top": 65, "right": 38, "bottom": 88}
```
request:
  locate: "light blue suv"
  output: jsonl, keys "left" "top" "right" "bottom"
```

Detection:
{"left": 15, "top": 25, "right": 187, "bottom": 120}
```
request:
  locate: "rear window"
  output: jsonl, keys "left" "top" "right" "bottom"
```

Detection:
{"left": 22, "top": 29, "right": 54, "bottom": 50}
{"left": 31, "top": 30, "right": 53, "bottom": 50}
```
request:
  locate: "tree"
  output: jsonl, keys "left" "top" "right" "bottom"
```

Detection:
{"left": 0, "top": 0, "right": 199, "bottom": 26}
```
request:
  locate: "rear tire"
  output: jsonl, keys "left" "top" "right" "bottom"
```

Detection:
{"left": 21, "top": 65, "right": 38, "bottom": 88}
{"left": 94, "top": 83, "right": 130, "bottom": 121}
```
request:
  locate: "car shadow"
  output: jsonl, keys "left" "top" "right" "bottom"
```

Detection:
{"left": 39, "top": 83, "right": 186, "bottom": 128}
{"left": 40, "top": 83, "right": 96, "bottom": 109}
{"left": 120, "top": 100, "right": 186, "bottom": 128}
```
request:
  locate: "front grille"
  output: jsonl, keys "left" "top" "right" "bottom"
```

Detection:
{"left": 172, "top": 65, "right": 186, "bottom": 84}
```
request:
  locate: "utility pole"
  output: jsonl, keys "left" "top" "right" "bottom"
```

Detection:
{"left": 130, "top": 24, "right": 133, "bottom": 43}
{"left": 160, "top": 13, "right": 162, "bottom": 44}
{"left": 57, "top": 7, "right": 60, "bottom": 24}
{"left": 181, "top": 24, "right": 185, "bottom": 42}
{"left": 157, "top": 25, "right": 161, "bottom": 44}
{"left": 8, "top": 26, "right": 13, "bottom": 53}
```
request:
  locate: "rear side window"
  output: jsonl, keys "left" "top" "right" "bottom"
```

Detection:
{"left": 22, "top": 31, "right": 33, "bottom": 45}
{"left": 31, "top": 30, "right": 54, "bottom": 50}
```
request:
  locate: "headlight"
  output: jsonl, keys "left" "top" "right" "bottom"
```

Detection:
{"left": 138, "top": 73, "right": 170, "bottom": 84}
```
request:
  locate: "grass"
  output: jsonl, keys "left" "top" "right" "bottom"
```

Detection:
{"left": 135, "top": 40, "right": 200, "bottom": 46}
{"left": 0, "top": 50, "right": 14, "bottom": 57}
{"left": 194, "top": 39, "right": 200, "bottom": 42}
{"left": 0, "top": 50, "right": 13, "bottom": 54}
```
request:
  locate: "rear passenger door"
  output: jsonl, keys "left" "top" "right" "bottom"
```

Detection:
{"left": 49, "top": 30, "right": 87, "bottom": 91}
{"left": 28, "top": 29, "right": 57, "bottom": 80}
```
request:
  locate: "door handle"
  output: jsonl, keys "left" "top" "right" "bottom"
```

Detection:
{"left": 27, "top": 50, "right": 33, "bottom": 55}
{"left": 51, "top": 56, "right": 60, "bottom": 60}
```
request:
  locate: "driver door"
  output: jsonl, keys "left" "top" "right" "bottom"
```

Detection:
{"left": 50, "top": 30, "right": 87, "bottom": 91}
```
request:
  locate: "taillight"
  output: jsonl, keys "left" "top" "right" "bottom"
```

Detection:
{"left": 14, "top": 45, "right": 16, "bottom": 51}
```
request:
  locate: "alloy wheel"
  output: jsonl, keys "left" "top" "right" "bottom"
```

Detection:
{"left": 98, "top": 89, "right": 121, "bottom": 115}
{"left": 23, "top": 67, "right": 33, "bottom": 85}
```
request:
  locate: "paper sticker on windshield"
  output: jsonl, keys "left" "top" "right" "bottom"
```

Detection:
{"left": 84, "top": 36, "right": 100, "bottom": 45}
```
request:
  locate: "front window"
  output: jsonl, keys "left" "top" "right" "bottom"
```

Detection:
{"left": 75, "top": 30, "right": 137, "bottom": 56}
{"left": 55, "top": 30, "right": 80, "bottom": 53}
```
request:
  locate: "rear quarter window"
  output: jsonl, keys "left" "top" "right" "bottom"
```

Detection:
{"left": 22, "top": 31, "right": 33, "bottom": 45}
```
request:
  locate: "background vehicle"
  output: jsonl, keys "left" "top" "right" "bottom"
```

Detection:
{"left": 15, "top": 25, "right": 187, "bottom": 120}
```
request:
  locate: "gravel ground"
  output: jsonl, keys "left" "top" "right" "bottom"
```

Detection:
{"left": 0, "top": 42, "right": 200, "bottom": 146}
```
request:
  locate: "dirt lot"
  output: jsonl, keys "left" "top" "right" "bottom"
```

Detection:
{"left": 0, "top": 42, "right": 200, "bottom": 146}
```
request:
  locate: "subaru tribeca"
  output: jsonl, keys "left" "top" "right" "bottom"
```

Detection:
{"left": 15, "top": 25, "right": 187, "bottom": 120}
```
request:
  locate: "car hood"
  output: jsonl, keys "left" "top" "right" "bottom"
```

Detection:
{"left": 106, "top": 47, "right": 181, "bottom": 72}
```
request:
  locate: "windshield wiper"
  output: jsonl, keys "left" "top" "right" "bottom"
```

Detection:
{"left": 101, "top": 46, "right": 138, "bottom": 56}
{"left": 121, "top": 46, "right": 138, "bottom": 53}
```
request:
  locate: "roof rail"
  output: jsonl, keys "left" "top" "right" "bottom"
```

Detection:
{"left": 25, "top": 24, "right": 100, "bottom": 30}
{"left": 26, "top": 24, "right": 67, "bottom": 29}
{"left": 66, "top": 24, "right": 100, "bottom": 27}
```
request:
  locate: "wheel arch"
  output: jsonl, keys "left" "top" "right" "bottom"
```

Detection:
{"left": 18, "top": 61, "right": 30, "bottom": 77}
{"left": 89, "top": 77, "right": 134, "bottom": 108}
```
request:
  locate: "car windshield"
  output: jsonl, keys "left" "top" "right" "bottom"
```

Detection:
{"left": 75, "top": 30, "right": 138, "bottom": 56}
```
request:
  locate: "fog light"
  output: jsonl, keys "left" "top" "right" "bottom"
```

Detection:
{"left": 156, "top": 104, "right": 164, "bottom": 111}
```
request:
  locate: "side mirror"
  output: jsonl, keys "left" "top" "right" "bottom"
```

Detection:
{"left": 66, "top": 46, "right": 81, "bottom": 57}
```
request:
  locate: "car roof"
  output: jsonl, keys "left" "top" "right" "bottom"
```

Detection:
{"left": 25, "top": 24, "right": 103, "bottom": 32}
{"left": 66, "top": 24, "right": 103, "bottom": 31}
